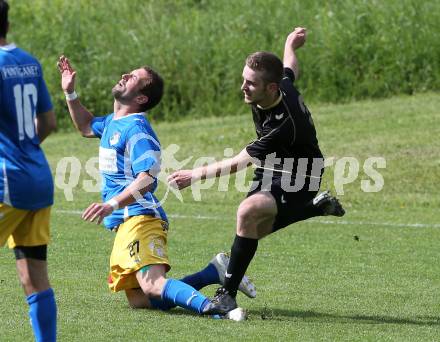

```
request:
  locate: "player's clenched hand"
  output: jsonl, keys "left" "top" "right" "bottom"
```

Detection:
{"left": 167, "top": 170, "right": 194, "bottom": 190}
{"left": 57, "top": 55, "right": 76, "bottom": 94}
{"left": 286, "top": 27, "right": 307, "bottom": 50}
{"left": 82, "top": 202, "right": 114, "bottom": 225}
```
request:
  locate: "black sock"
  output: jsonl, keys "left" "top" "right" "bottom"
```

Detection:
{"left": 223, "top": 235, "right": 258, "bottom": 297}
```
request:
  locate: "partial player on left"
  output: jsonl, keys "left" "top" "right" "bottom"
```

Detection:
{"left": 0, "top": 1, "right": 57, "bottom": 341}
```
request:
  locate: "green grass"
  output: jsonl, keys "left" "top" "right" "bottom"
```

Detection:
{"left": 7, "top": 0, "right": 440, "bottom": 127}
{"left": 1, "top": 92, "right": 440, "bottom": 341}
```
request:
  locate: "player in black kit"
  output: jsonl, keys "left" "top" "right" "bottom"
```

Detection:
{"left": 168, "top": 27, "right": 345, "bottom": 315}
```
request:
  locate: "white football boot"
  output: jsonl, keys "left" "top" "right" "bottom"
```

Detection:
{"left": 210, "top": 252, "right": 257, "bottom": 299}
{"left": 225, "top": 307, "right": 248, "bottom": 321}
{"left": 210, "top": 307, "right": 248, "bottom": 321}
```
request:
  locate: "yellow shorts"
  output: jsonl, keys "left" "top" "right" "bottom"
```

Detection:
{"left": 108, "top": 215, "right": 170, "bottom": 292}
{"left": 0, "top": 203, "right": 51, "bottom": 248}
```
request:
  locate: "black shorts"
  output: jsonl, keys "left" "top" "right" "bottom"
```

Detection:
{"left": 247, "top": 176, "right": 319, "bottom": 232}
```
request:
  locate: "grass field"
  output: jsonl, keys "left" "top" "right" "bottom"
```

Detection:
{"left": 1, "top": 92, "right": 440, "bottom": 341}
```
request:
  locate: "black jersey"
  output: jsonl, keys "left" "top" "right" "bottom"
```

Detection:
{"left": 246, "top": 68, "right": 324, "bottom": 186}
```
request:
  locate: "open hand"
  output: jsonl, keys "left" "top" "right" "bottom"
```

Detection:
{"left": 167, "top": 170, "right": 194, "bottom": 190}
{"left": 82, "top": 202, "right": 114, "bottom": 225}
{"left": 57, "top": 55, "right": 76, "bottom": 93}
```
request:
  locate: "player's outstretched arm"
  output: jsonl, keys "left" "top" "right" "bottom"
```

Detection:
{"left": 283, "top": 27, "right": 307, "bottom": 80}
{"left": 82, "top": 171, "right": 155, "bottom": 224}
{"left": 167, "top": 148, "right": 254, "bottom": 190}
{"left": 57, "top": 55, "right": 96, "bottom": 138}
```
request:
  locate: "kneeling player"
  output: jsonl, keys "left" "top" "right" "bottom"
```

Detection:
{"left": 57, "top": 56, "right": 253, "bottom": 319}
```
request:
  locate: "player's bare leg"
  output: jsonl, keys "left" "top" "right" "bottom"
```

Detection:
{"left": 14, "top": 248, "right": 57, "bottom": 342}
{"left": 136, "top": 264, "right": 168, "bottom": 299}
{"left": 123, "top": 265, "right": 167, "bottom": 309}
{"left": 125, "top": 288, "right": 150, "bottom": 309}
{"left": 127, "top": 266, "right": 248, "bottom": 320}
{"left": 16, "top": 259, "right": 51, "bottom": 295}
{"left": 125, "top": 264, "right": 211, "bottom": 315}
{"left": 203, "top": 192, "right": 276, "bottom": 315}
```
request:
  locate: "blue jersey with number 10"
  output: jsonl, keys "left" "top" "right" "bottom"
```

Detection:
{"left": 0, "top": 44, "right": 54, "bottom": 210}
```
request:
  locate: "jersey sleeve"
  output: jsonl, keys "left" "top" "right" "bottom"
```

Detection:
{"left": 246, "top": 128, "right": 278, "bottom": 160}
{"left": 36, "top": 67, "right": 53, "bottom": 115}
{"left": 282, "top": 67, "right": 295, "bottom": 83}
{"left": 126, "top": 125, "right": 161, "bottom": 178}
{"left": 90, "top": 115, "right": 108, "bottom": 138}
{"left": 280, "top": 67, "right": 298, "bottom": 110}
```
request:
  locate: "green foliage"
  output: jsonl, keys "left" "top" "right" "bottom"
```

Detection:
{"left": 1, "top": 93, "right": 439, "bottom": 341}
{"left": 7, "top": 0, "right": 440, "bottom": 128}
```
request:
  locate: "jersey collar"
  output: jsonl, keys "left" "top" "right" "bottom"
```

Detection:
{"left": 113, "top": 112, "right": 146, "bottom": 121}
{"left": 256, "top": 93, "right": 282, "bottom": 110}
{"left": 0, "top": 43, "right": 17, "bottom": 51}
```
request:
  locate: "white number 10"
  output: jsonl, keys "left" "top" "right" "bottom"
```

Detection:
{"left": 13, "top": 83, "right": 37, "bottom": 141}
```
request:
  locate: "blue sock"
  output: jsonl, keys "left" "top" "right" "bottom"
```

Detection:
{"left": 149, "top": 297, "right": 175, "bottom": 311}
{"left": 150, "top": 262, "right": 219, "bottom": 312}
{"left": 179, "top": 262, "right": 220, "bottom": 290}
{"left": 161, "top": 279, "right": 210, "bottom": 314}
{"left": 26, "top": 288, "right": 57, "bottom": 342}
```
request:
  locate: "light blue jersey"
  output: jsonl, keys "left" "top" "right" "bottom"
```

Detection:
{"left": 91, "top": 112, "right": 168, "bottom": 229}
{"left": 0, "top": 44, "right": 53, "bottom": 210}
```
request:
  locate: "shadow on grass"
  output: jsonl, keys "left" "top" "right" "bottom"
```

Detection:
{"left": 250, "top": 308, "right": 440, "bottom": 326}
{"left": 129, "top": 305, "right": 440, "bottom": 326}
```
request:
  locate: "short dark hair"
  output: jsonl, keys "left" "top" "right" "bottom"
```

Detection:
{"left": 138, "top": 66, "right": 164, "bottom": 111}
{"left": 245, "top": 51, "right": 283, "bottom": 85}
{"left": 0, "top": 0, "right": 9, "bottom": 38}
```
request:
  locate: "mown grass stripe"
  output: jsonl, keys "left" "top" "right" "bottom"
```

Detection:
{"left": 55, "top": 209, "right": 440, "bottom": 229}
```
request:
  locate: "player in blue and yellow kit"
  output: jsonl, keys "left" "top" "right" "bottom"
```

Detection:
{"left": 57, "top": 55, "right": 254, "bottom": 318}
{"left": 0, "top": 1, "right": 57, "bottom": 341}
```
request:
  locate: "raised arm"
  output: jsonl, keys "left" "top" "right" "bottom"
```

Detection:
{"left": 167, "top": 148, "right": 254, "bottom": 190}
{"left": 57, "top": 55, "right": 95, "bottom": 137}
{"left": 283, "top": 27, "right": 307, "bottom": 80}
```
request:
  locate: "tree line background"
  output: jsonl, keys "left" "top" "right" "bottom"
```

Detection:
{"left": 8, "top": 0, "right": 439, "bottom": 129}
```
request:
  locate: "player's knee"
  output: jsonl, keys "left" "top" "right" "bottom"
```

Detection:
{"left": 140, "top": 280, "right": 162, "bottom": 298}
{"left": 128, "top": 301, "right": 146, "bottom": 309}
{"left": 237, "top": 202, "right": 257, "bottom": 223}
{"left": 236, "top": 204, "right": 259, "bottom": 235}
{"left": 237, "top": 201, "right": 269, "bottom": 225}
{"left": 237, "top": 200, "right": 276, "bottom": 236}
{"left": 125, "top": 289, "right": 150, "bottom": 309}
{"left": 136, "top": 265, "right": 167, "bottom": 298}
{"left": 17, "top": 269, "right": 32, "bottom": 289}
